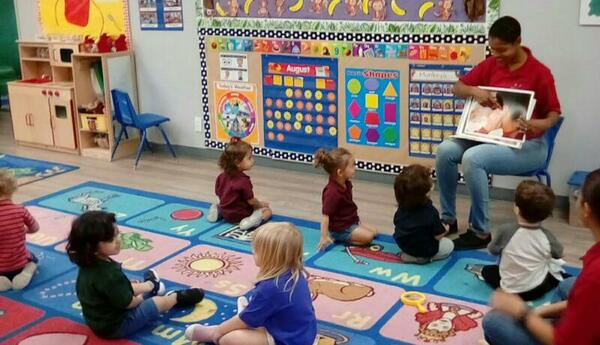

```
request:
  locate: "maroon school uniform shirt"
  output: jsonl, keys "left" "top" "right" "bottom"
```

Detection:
{"left": 553, "top": 241, "right": 600, "bottom": 344}
{"left": 215, "top": 171, "right": 254, "bottom": 223}
{"left": 322, "top": 177, "right": 359, "bottom": 232}
{"left": 460, "top": 47, "right": 561, "bottom": 139}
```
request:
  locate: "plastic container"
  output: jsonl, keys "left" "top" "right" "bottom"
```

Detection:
{"left": 80, "top": 113, "right": 108, "bottom": 132}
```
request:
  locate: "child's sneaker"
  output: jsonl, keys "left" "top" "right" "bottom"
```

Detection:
{"left": 207, "top": 204, "right": 219, "bottom": 223}
{"left": 239, "top": 210, "right": 263, "bottom": 230}
{"left": 465, "top": 264, "right": 485, "bottom": 281}
{"left": 167, "top": 288, "right": 205, "bottom": 307}
{"left": 144, "top": 269, "right": 166, "bottom": 296}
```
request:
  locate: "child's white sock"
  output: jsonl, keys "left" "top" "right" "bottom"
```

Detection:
{"left": 207, "top": 204, "right": 219, "bottom": 223}
{"left": 0, "top": 276, "right": 12, "bottom": 291}
{"left": 185, "top": 324, "right": 217, "bottom": 342}
{"left": 11, "top": 262, "right": 37, "bottom": 290}
{"left": 239, "top": 209, "right": 263, "bottom": 230}
{"left": 236, "top": 296, "right": 248, "bottom": 314}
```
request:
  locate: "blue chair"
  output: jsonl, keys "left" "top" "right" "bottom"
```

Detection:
{"left": 111, "top": 89, "right": 176, "bottom": 168}
{"left": 516, "top": 116, "right": 564, "bottom": 187}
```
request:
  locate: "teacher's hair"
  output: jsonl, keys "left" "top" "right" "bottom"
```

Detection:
{"left": 489, "top": 16, "right": 521, "bottom": 44}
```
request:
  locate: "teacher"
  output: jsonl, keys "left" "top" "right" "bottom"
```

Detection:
{"left": 435, "top": 16, "right": 562, "bottom": 250}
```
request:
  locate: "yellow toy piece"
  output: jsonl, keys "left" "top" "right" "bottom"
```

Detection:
{"left": 400, "top": 291, "right": 427, "bottom": 313}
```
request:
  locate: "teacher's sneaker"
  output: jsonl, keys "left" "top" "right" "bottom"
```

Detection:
{"left": 453, "top": 230, "right": 491, "bottom": 250}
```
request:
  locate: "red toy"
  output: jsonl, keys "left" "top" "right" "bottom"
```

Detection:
{"left": 97, "top": 33, "right": 114, "bottom": 53}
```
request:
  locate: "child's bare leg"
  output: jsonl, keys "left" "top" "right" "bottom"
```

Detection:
{"left": 131, "top": 281, "right": 154, "bottom": 296}
{"left": 219, "top": 329, "right": 271, "bottom": 345}
{"left": 348, "top": 225, "right": 376, "bottom": 246}
{"left": 151, "top": 293, "right": 178, "bottom": 312}
{"left": 359, "top": 222, "right": 378, "bottom": 236}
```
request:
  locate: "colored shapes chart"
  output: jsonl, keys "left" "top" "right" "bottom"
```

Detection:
{"left": 262, "top": 55, "right": 338, "bottom": 154}
{"left": 345, "top": 69, "right": 400, "bottom": 147}
{"left": 408, "top": 64, "right": 471, "bottom": 158}
{"left": 214, "top": 81, "right": 259, "bottom": 145}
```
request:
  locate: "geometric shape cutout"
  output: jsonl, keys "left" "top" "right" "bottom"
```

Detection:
{"left": 348, "top": 99, "right": 361, "bottom": 119}
{"left": 383, "top": 81, "right": 398, "bottom": 97}
{"left": 365, "top": 112, "right": 380, "bottom": 126}
{"left": 384, "top": 103, "right": 397, "bottom": 123}
{"left": 365, "top": 94, "right": 378, "bottom": 109}
{"left": 366, "top": 128, "right": 380, "bottom": 142}
{"left": 364, "top": 78, "right": 380, "bottom": 91}
{"left": 347, "top": 79, "right": 361, "bottom": 94}
{"left": 348, "top": 125, "right": 362, "bottom": 140}
{"left": 383, "top": 127, "right": 398, "bottom": 143}
{"left": 170, "top": 209, "right": 203, "bottom": 221}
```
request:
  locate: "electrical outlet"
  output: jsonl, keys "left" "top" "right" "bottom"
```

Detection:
{"left": 194, "top": 117, "right": 203, "bottom": 132}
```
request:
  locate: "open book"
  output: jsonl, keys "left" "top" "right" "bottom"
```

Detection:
{"left": 453, "top": 86, "right": 536, "bottom": 149}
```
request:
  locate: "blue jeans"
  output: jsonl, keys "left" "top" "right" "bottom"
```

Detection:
{"left": 118, "top": 298, "right": 160, "bottom": 337}
{"left": 330, "top": 224, "right": 359, "bottom": 244}
{"left": 483, "top": 277, "right": 576, "bottom": 345}
{"left": 435, "top": 137, "right": 548, "bottom": 233}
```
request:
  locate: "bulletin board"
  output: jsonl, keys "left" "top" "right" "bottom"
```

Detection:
{"left": 39, "top": 0, "right": 130, "bottom": 38}
{"left": 199, "top": 0, "right": 498, "bottom": 174}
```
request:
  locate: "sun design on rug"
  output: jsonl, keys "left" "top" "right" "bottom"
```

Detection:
{"left": 173, "top": 251, "right": 243, "bottom": 278}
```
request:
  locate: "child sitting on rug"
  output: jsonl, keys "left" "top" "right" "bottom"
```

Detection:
{"left": 0, "top": 169, "right": 40, "bottom": 291}
{"left": 466, "top": 180, "right": 565, "bottom": 301}
{"left": 67, "top": 211, "right": 204, "bottom": 339}
{"left": 314, "top": 147, "right": 377, "bottom": 251}
{"left": 207, "top": 137, "right": 272, "bottom": 230}
{"left": 185, "top": 222, "right": 318, "bottom": 345}
{"left": 393, "top": 164, "right": 454, "bottom": 264}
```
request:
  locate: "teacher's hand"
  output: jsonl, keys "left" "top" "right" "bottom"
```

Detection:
{"left": 473, "top": 89, "right": 501, "bottom": 109}
{"left": 490, "top": 290, "right": 528, "bottom": 319}
{"left": 517, "top": 118, "right": 530, "bottom": 132}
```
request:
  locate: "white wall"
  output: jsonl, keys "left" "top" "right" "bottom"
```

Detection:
{"left": 13, "top": 0, "right": 600, "bottom": 195}
{"left": 127, "top": 0, "right": 204, "bottom": 148}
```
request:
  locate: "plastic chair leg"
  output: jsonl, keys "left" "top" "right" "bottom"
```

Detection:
{"left": 111, "top": 127, "right": 126, "bottom": 159}
{"left": 143, "top": 130, "right": 153, "bottom": 152}
{"left": 134, "top": 130, "right": 147, "bottom": 168}
{"left": 158, "top": 126, "right": 177, "bottom": 158}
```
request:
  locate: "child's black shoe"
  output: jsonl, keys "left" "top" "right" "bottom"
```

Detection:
{"left": 168, "top": 288, "right": 205, "bottom": 307}
{"left": 144, "top": 269, "right": 166, "bottom": 296}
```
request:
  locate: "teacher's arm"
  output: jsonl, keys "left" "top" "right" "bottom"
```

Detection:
{"left": 453, "top": 81, "right": 501, "bottom": 109}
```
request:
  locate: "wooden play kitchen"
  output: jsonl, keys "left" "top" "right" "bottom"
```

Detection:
{"left": 7, "top": 40, "right": 139, "bottom": 160}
